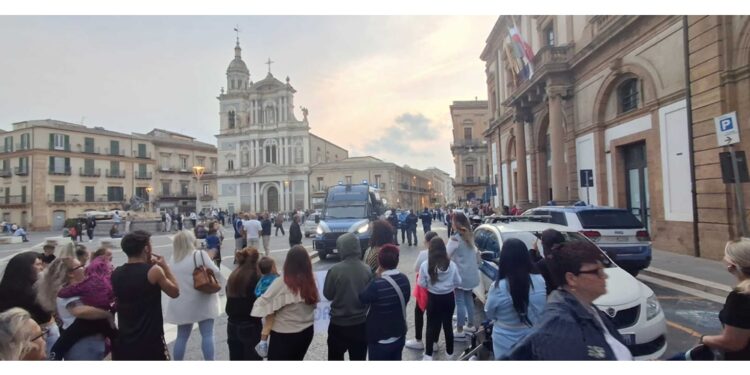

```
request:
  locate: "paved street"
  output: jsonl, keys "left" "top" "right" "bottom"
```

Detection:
{"left": 0, "top": 220, "right": 731, "bottom": 360}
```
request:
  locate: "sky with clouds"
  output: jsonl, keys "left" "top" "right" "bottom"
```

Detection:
{"left": 0, "top": 15, "right": 497, "bottom": 176}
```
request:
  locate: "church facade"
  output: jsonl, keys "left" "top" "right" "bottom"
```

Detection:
{"left": 215, "top": 39, "right": 346, "bottom": 214}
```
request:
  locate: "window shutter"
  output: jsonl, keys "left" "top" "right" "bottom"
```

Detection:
{"left": 64, "top": 135, "right": 70, "bottom": 151}
{"left": 49, "top": 156, "right": 54, "bottom": 172}
{"left": 49, "top": 134, "right": 54, "bottom": 150}
{"left": 65, "top": 158, "right": 70, "bottom": 172}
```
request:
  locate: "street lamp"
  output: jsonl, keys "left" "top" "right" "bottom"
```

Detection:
{"left": 146, "top": 186, "right": 153, "bottom": 213}
{"left": 192, "top": 165, "right": 205, "bottom": 215}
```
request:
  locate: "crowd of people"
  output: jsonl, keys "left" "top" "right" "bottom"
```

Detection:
{"left": 1, "top": 205, "right": 749, "bottom": 361}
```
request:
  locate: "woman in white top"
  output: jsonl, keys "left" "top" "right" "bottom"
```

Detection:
{"left": 447, "top": 212, "right": 481, "bottom": 340}
{"left": 417, "top": 237, "right": 462, "bottom": 360}
{"left": 165, "top": 230, "right": 224, "bottom": 360}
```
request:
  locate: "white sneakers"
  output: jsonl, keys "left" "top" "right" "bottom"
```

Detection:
{"left": 422, "top": 354, "right": 433, "bottom": 361}
{"left": 453, "top": 330, "right": 467, "bottom": 341}
{"left": 406, "top": 339, "right": 440, "bottom": 351}
{"left": 444, "top": 350, "right": 456, "bottom": 360}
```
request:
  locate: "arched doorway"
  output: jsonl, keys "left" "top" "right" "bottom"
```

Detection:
{"left": 267, "top": 186, "right": 279, "bottom": 213}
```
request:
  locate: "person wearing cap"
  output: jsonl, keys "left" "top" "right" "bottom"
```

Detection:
{"left": 323, "top": 233, "right": 373, "bottom": 360}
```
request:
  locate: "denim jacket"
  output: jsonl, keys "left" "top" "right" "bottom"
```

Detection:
{"left": 503, "top": 289, "right": 628, "bottom": 360}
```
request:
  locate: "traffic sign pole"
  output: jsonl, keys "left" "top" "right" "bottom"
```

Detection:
{"left": 729, "top": 143, "right": 748, "bottom": 237}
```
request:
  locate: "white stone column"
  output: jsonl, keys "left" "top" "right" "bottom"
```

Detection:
{"left": 281, "top": 138, "right": 286, "bottom": 165}
{"left": 280, "top": 181, "right": 286, "bottom": 211}
{"left": 253, "top": 182, "right": 258, "bottom": 213}
{"left": 257, "top": 141, "right": 262, "bottom": 166}
{"left": 304, "top": 175, "right": 310, "bottom": 209}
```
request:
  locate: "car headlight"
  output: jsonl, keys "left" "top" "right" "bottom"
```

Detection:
{"left": 646, "top": 293, "right": 661, "bottom": 320}
{"left": 316, "top": 226, "right": 323, "bottom": 235}
{"left": 356, "top": 223, "right": 369, "bottom": 234}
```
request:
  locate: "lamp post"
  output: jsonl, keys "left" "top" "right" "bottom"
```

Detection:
{"left": 146, "top": 186, "right": 153, "bottom": 213}
{"left": 192, "top": 165, "right": 205, "bottom": 215}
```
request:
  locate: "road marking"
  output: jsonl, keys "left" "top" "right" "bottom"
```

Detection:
{"left": 654, "top": 296, "right": 704, "bottom": 301}
{"left": 666, "top": 320, "right": 702, "bottom": 338}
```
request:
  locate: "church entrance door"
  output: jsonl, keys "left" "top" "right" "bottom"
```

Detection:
{"left": 267, "top": 186, "right": 279, "bottom": 213}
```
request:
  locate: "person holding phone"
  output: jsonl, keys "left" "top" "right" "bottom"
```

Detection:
{"left": 111, "top": 230, "right": 180, "bottom": 360}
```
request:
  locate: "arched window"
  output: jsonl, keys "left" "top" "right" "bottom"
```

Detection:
{"left": 618, "top": 78, "right": 639, "bottom": 114}
{"left": 241, "top": 148, "right": 249, "bottom": 167}
{"left": 228, "top": 110, "right": 236, "bottom": 129}
{"left": 228, "top": 159, "right": 234, "bottom": 171}
{"left": 265, "top": 145, "right": 277, "bottom": 164}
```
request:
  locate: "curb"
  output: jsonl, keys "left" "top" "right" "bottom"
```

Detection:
{"left": 640, "top": 267, "right": 732, "bottom": 299}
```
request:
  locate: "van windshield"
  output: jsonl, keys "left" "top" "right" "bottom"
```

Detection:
{"left": 325, "top": 205, "right": 366, "bottom": 219}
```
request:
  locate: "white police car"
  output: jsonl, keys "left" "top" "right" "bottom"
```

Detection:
{"left": 473, "top": 221, "right": 667, "bottom": 360}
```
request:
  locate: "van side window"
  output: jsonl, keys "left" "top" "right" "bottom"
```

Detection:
{"left": 550, "top": 212, "right": 568, "bottom": 226}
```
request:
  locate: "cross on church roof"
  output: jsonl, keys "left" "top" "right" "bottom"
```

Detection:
{"left": 265, "top": 57, "right": 274, "bottom": 74}
{"left": 233, "top": 25, "right": 240, "bottom": 44}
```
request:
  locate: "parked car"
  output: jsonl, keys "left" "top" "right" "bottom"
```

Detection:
{"left": 473, "top": 221, "right": 667, "bottom": 360}
{"left": 522, "top": 206, "right": 651, "bottom": 275}
{"left": 303, "top": 213, "right": 320, "bottom": 237}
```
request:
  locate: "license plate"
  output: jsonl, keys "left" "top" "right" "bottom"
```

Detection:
{"left": 332, "top": 248, "right": 338, "bottom": 254}
{"left": 616, "top": 236, "right": 629, "bottom": 242}
{"left": 622, "top": 334, "right": 635, "bottom": 345}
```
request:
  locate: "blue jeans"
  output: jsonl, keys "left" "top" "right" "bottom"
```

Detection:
{"left": 455, "top": 288, "right": 475, "bottom": 329}
{"left": 65, "top": 334, "right": 106, "bottom": 360}
{"left": 173, "top": 319, "right": 215, "bottom": 360}
{"left": 367, "top": 336, "right": 405, "bottom": 360}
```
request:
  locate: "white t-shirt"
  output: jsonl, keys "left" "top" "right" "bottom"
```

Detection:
{"left": 243, "top": 219, "right": 262, "bottom": 240}
{"left": 592, "top": 309, "right": 634, "bottom": 360}
{"left": 56, "top": 296, "right": 82, "bottom": 329}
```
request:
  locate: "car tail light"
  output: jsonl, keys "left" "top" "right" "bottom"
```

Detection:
{"left": 581, "top": 230, "right": 601, "bottom": 242}
{"left": 636, "top": 230, "right": 651, "bottom": 242}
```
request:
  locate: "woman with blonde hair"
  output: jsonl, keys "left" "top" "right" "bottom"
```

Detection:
{"left": 448, "top": 211, "right": 480, "bottom": 340}
{"left": 693, "top": 238, "right": 750, "bottom": 360}
{"left": 0, "top": 307, "right": 47, "bottom": 360}
{"left": 35, "top": 257, "right": 112, "bottom": 360}
{"left": 164, "top": 230, "right": 223, "bottom": 360}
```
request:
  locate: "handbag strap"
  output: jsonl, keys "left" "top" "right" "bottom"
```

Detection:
{"left": 193, "top": 250, "right": 206, "bottom": 268}
{"left": 382, "top": 274, "right": 406, "bottom": 321}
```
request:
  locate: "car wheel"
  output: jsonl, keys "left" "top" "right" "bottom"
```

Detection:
{"left": 317, "top": 250, "right": 328, "bottom": 261}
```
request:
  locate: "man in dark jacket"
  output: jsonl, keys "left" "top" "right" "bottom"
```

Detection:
{"left": 86, "top": 216, "right": 97, "bottom": 242}
{"left": 274, "top": 212, "right": 285, "bottom": 236}
{"left": 419, "top": 207, "right": 432, "bottom": 234}
{"left": 289, "top": 214, "right": 302, "bottom": 247}
{"left": 260, "top": 213, "right": 272, "bottom": 256}
{"left": 405, "top": 210, "right": 418, "bottom": 246}
{"left": 387, "top": 210, "right": 400, "bottom": 245}
{"left": 323, "top": 233, "right": 373, "bottom": 360}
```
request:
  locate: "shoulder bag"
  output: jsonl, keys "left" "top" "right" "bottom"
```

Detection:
{"left": 193, "top": 251, "right": 221, "bottom": 294}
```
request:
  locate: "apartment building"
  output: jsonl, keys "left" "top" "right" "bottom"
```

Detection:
{"left": 450, "top": 100, "right": 491, "bottom": 206}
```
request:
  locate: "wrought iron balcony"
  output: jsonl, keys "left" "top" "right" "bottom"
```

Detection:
{"left": 14, "top": 167, "right": 28, "bottom": 176}
{"left": 48, "top": 167, "right": 72, "bottom": 176}
{"left": 135, "top": 171, "right": 153, "bottom": 180}
{"left": 104, "top": 148, "right": 126, "bottom": 157}
{"left": 0, "top": 170, "right": 11, "bottom": 178}
{"left": 199, "top": 194, "right": 214, "bottom": 201}
{"left": 105, "top": 169, "right": 126, "bottom": 178}
{"left": 0, "top": 195, "right": 28, "bottom": 206}
{"left": 79, "top": 167, "right": 101, "bottom": 177}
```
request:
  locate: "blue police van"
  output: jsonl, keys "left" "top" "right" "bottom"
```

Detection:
{"left": 312, "top": 183, "right": 386, "bottom": 260}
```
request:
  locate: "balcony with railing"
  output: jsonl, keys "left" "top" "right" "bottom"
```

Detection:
{"left": 81, "top": 146, "right": 101, "bottom": 155}
{"left": 104, "top": 148, "right": 126, "bottom": 157}
{"left": 14, "top": 167, "right": 28, "bottom": 176}
{"left": 450, "top": 139, "right": 486, "bottom": 151}
{"left": 135, "top": 171, "right": 153, "bottom": 180}
{"left": 456, "top": 176, "right": 491, "bottom": 185}
{"left": 0, "top": 195, "right": 29, "bottom": 207}
{"left": 0, "top": 169, "right": 11, "bottom": 178}
{"left": 47, "top": 194, "right": 126, "bottom": 204}
{"left": 79, "top": 167, "right": 101, "bottom": 177}
{"left": 49, "top": 167, "right": 72, "bottom": 176}
{"left": 159, "top": 166, "right": 176, "bottom": 173}
{"left": 15, "top": 143, "right": 31, "bottom": 151}
{"left": 158, "top": 191, "right": 196, "bottom": 200}
{"left": 199, "top": 194, "right": 214, "bottom": 201}
{"left": 133, "top": 151, "right": 152, "bottom": 159}
{"left": 105, "top": 169, "right": 126, "bottom": 178}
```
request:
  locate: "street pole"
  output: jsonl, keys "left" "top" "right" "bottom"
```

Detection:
{"left": 729, "top": 144, "right": 748, "bottom": 237}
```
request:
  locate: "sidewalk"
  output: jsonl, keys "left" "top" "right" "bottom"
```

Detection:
{"left": 640, "top": 249, "right": 734, "bottom": 299}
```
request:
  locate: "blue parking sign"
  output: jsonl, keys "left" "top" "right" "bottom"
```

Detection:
{"left": 720, "top": 118, "right": 734, "bottom": 132}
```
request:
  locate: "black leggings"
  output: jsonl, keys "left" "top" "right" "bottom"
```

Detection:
{"left": 414, "top": 304, "right": 425, "bottom": 341}
{"left": 267, "top": 325, "right": 314, "bottom": 361}
{"left": 425, "top": 291, "right": 455, "bottom": 356}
